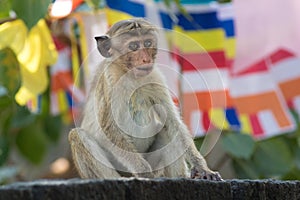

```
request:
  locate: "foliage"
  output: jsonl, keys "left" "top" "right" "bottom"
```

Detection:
{"left": 85, "top": 0, "right": 104, "bottom": 11}
{"left": 12, "top": 0, "right": 52, "bottom": 29}
{"left": 221, "top": 133, "right": 255, "bottom": 159}
{"left": 220, "top": 130, "right": 300, "bottom": 180}
{"left": 0, "top": 0, "right": 11, "bottom": 19}
{"left": 195, "top": 128, "right": 300, "bottom": 180}
{"left": 0, "top": 0, "right": 51, "bottom": 29}
{"left": 0, "top": 48, "right": 63, "bottom": 183}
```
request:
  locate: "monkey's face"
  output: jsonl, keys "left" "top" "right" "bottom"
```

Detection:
{"left": 120, "top": 36, "right": 157, "bottom": 78}
{"left": 95, "top": 18, "right": 158, "bottom": 78}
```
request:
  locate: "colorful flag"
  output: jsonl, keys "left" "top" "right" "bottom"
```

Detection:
{"left": 64, "top": 0, "right": 300, "bottom": 139}
{"left": 267, "top": 49, "right": 300, "bottom": 120}
{"left": 230, "top": 0, "right": 300, "bottom": 138}
{"left": 229, "top": 52, "right": 296, "bottom": 139}
{"left": 50, "top": 35, "right": 85, "bottom": 123}
{"left": 105, "top": 1, "right": 241, "bottom": 136}
{"left": 172, "top": 3, "right": 239, "bottom": 136}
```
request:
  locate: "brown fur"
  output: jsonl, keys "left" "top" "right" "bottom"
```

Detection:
{"left": 69, "top": 18, "right": 222, "bottom": 180}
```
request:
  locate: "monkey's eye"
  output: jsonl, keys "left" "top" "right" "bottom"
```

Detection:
{"left": 144, "top": 40, "right": 152, "bottom": 48}
{"left": 128, "top": 41, "right": 140, "bottom": 51}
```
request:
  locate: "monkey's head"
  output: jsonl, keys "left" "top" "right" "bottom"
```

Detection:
{"left": 95, "top": 18, "right": 158, "bottom": 78}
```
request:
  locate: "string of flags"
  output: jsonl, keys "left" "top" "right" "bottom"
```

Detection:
{"left": 104, "top": 0, "right": 300, "bottom": 139}
{"left": 1, "top": 0, "right": 299, "bottom": 140}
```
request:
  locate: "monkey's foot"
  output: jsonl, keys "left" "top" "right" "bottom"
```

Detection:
{"left": 190, "top": 167, "right": 223, "bottom": 181}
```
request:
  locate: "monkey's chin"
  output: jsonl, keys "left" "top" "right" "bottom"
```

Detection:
{"left": 132, "top": 65, "right": 153, "bottom": 78}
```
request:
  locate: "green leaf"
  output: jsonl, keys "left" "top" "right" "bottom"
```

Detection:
{"left": 0, "top": 91, "right": 13, "bottom": 134}
{"left": 0, "top": 48, "right": 21, "bottom": 95}
{"left": 221, "top": 133, "right": 255, "bottom": 159}
{"left": 295, "top": 147, "right": 300, "bottom": 169}
{"left": 253, "top": 138, "right": 293, "bottom": 177}
{"left": 0, "top": 135, "right": 9, "bottom": 166}
{"left": 84, "top": 0, "right": 103, "bottom": 10}
{"left": 0, "top": 94, "right": 11, "bottom": 109}
{"left": 174, "top": 0, "right": 192, "bottom": 21}
{"left": 290, "top": 109, "right": 300, "bottom": 126}
{"left": 16, "top": 122, "right": 47, "bottom": 164}
{"left": 0, "top": 113, "right": 12, "bottom": 136}
{"left": 163, "top": 0, "right": 171, "bottom": 7}
{"left": 11, "top": 106, "right": 36, "bottom": 128}
{"left": 11, "top": 0, "right": 51, "bottom": 29}
{"left": 281, "top": 167, "right": 300, "bottom": 180}
{"left": 194, "top": 137, "right": 204, "bottom": 150}
{"left": 0, "top": 0, "right": 11, "bottom": 19}
{"left": 232, "top": 159, "right": 260, "bottom": 179}
{"left": 43, "top": 115, "right": 62, "bottom": 142}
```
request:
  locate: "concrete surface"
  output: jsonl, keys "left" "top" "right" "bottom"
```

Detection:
{"left": 0, "top": 178, "right": 299, "bottom": 200}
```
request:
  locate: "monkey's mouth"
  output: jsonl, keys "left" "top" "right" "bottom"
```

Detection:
{"left": 136, "top": 66, "right": 153, "bottom": 72}
{"left": 133, "top": 65, "right": 153, "bottom": 77}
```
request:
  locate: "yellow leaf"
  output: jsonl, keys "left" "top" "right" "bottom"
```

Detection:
{"left": 15, "top": 19, "right": 58, "bottom": 105}
{"left": 0, "top": 19, "right": 27, "bottom": 53}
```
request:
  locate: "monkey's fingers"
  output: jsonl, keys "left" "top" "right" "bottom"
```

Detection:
{"left": 191, "top": 167, "right": 223, "bottom": 181}
{"left": 190, "top": 167, "right": 200, "bottom": 179}
{"left": 203, "top": 171, "right": 223, "bottom": 181}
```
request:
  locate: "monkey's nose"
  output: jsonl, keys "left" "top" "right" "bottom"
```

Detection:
{"left": 143, "top": 58, "right": 151, "bottom": 63}
{"left": 140, "top": 49, "right": 151, "bottom": 63}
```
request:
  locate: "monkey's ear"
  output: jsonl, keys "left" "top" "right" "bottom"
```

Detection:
{"left": 95, "top": 35, "right": 112, "bottom": 58}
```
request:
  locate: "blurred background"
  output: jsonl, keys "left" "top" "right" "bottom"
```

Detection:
{"left": 0, "top": 0, "right": 300, "bottom": 184}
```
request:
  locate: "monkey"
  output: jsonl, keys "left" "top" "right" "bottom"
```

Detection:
{"left": 68, "top": 18, "right": 222, "bottom": 180}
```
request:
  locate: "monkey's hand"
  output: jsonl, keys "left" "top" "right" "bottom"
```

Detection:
{"left": 190, "top": 167, "right": 223, "bottom": 181}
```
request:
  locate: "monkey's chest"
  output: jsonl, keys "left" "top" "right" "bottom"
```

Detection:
{"left": 128, "top": 94, "right": 160, "bottom": 153}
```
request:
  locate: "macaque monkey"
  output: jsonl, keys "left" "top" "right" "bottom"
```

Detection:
{"left": 69, "top": 18, "right": 222, "bottom": 180}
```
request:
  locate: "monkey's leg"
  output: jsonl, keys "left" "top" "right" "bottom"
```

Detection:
{"left": 69, "top": 128, "right": 121, "bottom": 179}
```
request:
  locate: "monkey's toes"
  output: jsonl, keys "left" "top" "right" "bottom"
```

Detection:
{"left": 191, "top": 168, "right": 223, "bottom": 181}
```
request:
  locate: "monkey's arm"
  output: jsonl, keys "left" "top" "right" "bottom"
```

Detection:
{"left": 182, "top": 129, "right": 222, "bottom": 180}
{"left": 159, "top": 94, "right": 222, "bottom": 180}
{"left": 177, "top": 121, "right": 222, "bottom": 180}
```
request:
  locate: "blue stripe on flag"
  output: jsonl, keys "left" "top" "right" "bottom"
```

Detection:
{"left": 225, "top": 107, "right": 241, "bottom": 130}
{"left": 177, "top": 11, "right": 221, "bottom": 30}
{"left": 106, "top": 0, "right": 145, "bottom": 17}
{"left": 220, "top": 19, "right": 235, "bottom": 37}
{"left": 159, "top": 12, "right": 173, "bottom": 29}
{"left": 66, "top": 92, "right": 73, "bottom": 107}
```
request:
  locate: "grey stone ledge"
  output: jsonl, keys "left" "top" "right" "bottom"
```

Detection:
{"left": 0, "top": 178, "right": 299, "bottom": 200}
